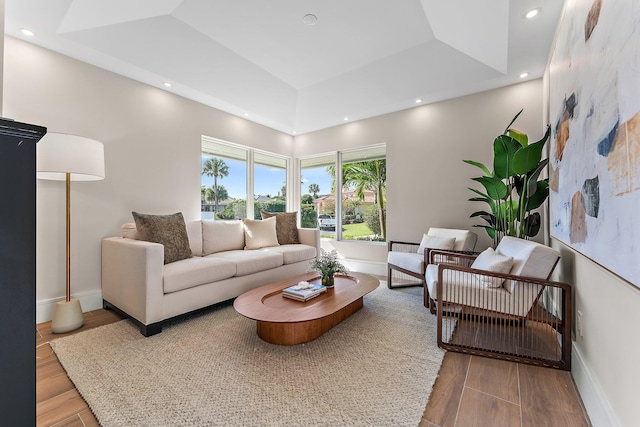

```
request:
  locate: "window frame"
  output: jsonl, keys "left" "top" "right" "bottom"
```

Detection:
{"left": 297, "top": 143, "right": 386, "bottom": 242}
{"left": 201, "top": 136, "right": 291, "bottom": 220}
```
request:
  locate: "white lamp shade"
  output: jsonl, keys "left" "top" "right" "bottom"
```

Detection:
{"left": 37, "top": 133, "right": 105, "bottom": 181}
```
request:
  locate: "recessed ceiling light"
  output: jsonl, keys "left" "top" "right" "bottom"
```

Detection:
{"left": 292, "top": 131, "right": 297, "bottom": 134}
{"left": 415, "top": 98, "right": 423, "bottom": 104}
{"left": 524, "top": 8, "right": 540, "bottom": 19}
{"left": 162, "top": 82, "right": 172, "bottom": 88}
{"left": 243, "top": 113, "right": 249, "bottom": 117}
{"left": 302, "top": 14, "right": 318, "bottom": 26}
{"left": 343, "top": 117, "right": 349, "bottom": 121}
{"left": 20, "top": 28, "right": 35, "bottom": 37}
{"left": 520, "top": 72, "right": 529, "bottom": 78}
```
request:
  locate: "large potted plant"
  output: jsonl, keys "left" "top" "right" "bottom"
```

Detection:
{"left": 464, "top": 110, "right": 550, "bottom": 247}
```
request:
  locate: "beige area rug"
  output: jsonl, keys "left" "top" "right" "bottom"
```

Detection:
{"left": 51, "top": 284, "right": 445, "bottom": 427}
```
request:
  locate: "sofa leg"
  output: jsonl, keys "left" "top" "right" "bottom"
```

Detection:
{"left": 141, "top": 322, "right": 162, "bottom": 337}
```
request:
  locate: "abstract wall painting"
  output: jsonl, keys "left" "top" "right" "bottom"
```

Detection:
{"left": 549, "top": 0, "right": 640, "bottom": 287}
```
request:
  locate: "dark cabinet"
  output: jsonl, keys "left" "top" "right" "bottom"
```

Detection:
{"left": 0, "top": 118, "right": 46, "bottom": 424}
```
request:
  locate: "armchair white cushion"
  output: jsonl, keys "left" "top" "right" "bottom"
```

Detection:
{"left": 470, "top": 247, "right": 514, "bottom": 288}
{"left": 387, "top": 228, "right": 478, "bottom": 300}
{"left": 416, "top": 235, "right": 455, "bottom": 255}
{"left": 425, "top": 236, "right": 560, "bottom": 316}
{"left": 426, "top": 228, "right": 478, "bottom": 251}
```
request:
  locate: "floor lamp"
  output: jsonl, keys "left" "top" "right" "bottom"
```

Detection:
{"left": 37, "top": 133, "right": 105, "bottom": 333}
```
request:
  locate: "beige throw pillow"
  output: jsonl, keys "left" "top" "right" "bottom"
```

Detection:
{"left": 243, "top": 217, "right": 279, "bottom": 250}
{"left": 132, "top": 212, "right": 192, "bottom": 264}
{"left": 471, "top": 247, "right": 514, "bottom": 288}
{"left": 260, "top": 211, "right": 300, "bottom": 245}
{"left": 417, "top": 234, "right": 456, "bottom": 255}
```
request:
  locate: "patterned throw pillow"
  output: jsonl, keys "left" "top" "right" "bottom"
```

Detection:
{"left": 132, "top": 212, "right": 192, "bottom": 264}
{"left": 260, "top": 211, "right": 300, "bottom": 245}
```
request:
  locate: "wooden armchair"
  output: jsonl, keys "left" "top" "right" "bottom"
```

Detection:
{"left": 425, "top": 237, "right": 572, "bottom": 370}
{"left": 387, "top": 228, "right": 477, "bottom": 306}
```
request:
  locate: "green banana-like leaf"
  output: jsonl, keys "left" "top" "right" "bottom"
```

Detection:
{"left": 493, "top": 135, "right": 521, "bottom": 179}
{"left": 523, "top": 181, "right": 549, "bottom": 211}
{"left": 463, "top": 159, "right": 492, "bottom": 176}
{"left": 503, "top": 109, "right": 523, "bottom": 135}
{"left": 497, "top": 199, "right": 519, "bottom": 222}
{"left": 515, "top": 158, "right": 548, "bottom": 199}
{"left": 468, "top": 187, "right": 489, "bottom": 198}
{"left": 469, "top": 198, "right": 497, "bottom": 212}
{"left": 468, "top": 188, "right": 496, "bottom": 210}
{"left": 522, "top": 212, "right": 541, "bottom": 237}
{"left": 508, "top": 128, "right": 528, "bottom": 147}
{"left": 472, "top": 224, "right": 496, "bottom": 239}
{"left": 470, "top": 211, "right": 495, "bottom": 226}
{"left": 513, "top": 134, "right": 547, "bottom": 175}
{"left": 472, "top": 176, "right": 508, "bottom": 200}
{"left": 470, "top": 210, "right": 492, "bottom": 218}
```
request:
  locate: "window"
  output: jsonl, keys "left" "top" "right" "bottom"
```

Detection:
{"left": 202, "top": 137, "right": 289, "bottom": 220}
{"left": 300, "top": 154, "right": 336, "bottom": 234}
{"left": 253, "top": 152, "right": 287, "bottom": 219}
{"left": 299, "top": 144, "right": 386, "bottom": 241}
{"left": 340, "top": 145, "right": 386, "bottom": 241}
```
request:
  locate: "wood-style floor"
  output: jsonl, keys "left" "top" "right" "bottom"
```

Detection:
{"left": 37, "top": 309, "right": 591, "bottom": 427}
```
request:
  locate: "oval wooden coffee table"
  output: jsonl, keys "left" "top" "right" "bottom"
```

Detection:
{"left": 233, "top": 272, "right": 379, "bottom": 345}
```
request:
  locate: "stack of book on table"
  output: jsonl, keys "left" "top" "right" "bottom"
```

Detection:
{"left": 282, "top": 281, "right": 327, "bottom": 302}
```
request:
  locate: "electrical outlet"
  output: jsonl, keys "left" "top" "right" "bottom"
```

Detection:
{"left": 577, "top": 310, "right": 583, "bottom": 337}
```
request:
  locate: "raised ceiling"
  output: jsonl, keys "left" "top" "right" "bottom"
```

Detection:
{"left": 5, "top": 0, "right": 563, "bottom": 135}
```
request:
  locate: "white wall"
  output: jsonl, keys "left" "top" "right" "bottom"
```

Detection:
{"left": 551, "top": 239, "right": 639, "bottom": 427}
{"left": 295, "top": 80, "right": 544, "bottom": 262}
{"left": 2, "top": 37, "right": 293, "bottom": 321}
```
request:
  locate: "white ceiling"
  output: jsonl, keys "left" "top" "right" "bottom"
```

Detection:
{"left": 4, "top": 0, "right": 563, "bottom": 135}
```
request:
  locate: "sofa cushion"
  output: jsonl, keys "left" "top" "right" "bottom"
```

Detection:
{"left": 132, "top": 212, "right": 192, "bottom": 264}
{"left": 263, "top": 244, "right": 316, "bottom": 265}
{"left": 206, "top": 250, "right": 283, "bottom": 276}
{"left": 185, "top": 221, "right": 203, "bottom": 256}
{"left": 163, "top": 257, "right": 236, "bottom": 294}
{"left": 260, "top": 211, "right": 300, "bottom": 245}
{"left": 387, "top": 251, "right": 424, "bottom": 275}
{"left": 243, "top": 217, "right": 279, "bottom": 250}
{"left": 202, "top": 220, "right": 245, "bottom": 255}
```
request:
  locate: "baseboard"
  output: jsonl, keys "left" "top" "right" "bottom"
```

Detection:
{"left": 342, "top": 258, "right": 386, "bottom": 277}
{"left": 36, "top": 290, "right": 104, "bottom": 324}
{"left": 571, "top": 343, "right": 622, "bottom": 427}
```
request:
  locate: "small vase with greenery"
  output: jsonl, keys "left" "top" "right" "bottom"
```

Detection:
{"left": 310, "top": 249, "right": 349, "bottom": 287}
{"left": 464, "top": 110, "right": 551, "bottom": 248}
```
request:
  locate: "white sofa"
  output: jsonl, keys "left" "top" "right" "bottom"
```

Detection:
{"left": 102, "top": 220, "right": 320, "bottom": 336}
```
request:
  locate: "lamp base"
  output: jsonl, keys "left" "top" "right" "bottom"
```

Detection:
{"left": 51, "top": 299, "right": 84, "bottom": 333}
